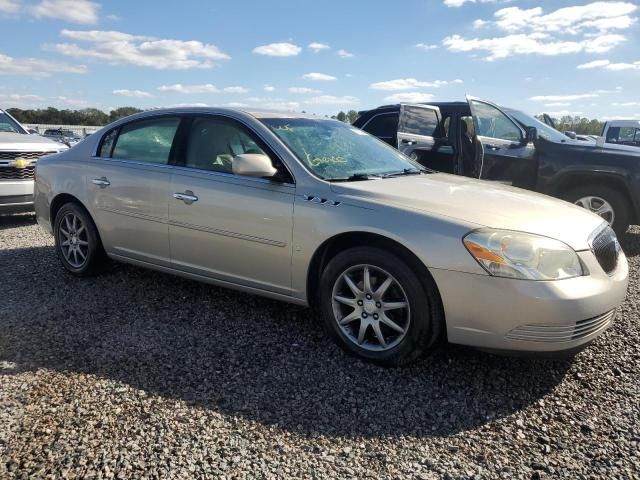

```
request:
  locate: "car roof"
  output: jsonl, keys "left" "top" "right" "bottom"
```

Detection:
{"left": 359, "top": 101, "right": 470, "bottom": 116}
{"left": 606, "top": 120, "right": 640, "bottom": 128}
{"left": 127, "top": 107, "right": 329, "bottom": 121}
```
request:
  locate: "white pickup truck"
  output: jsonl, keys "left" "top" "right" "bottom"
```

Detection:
{"left": 0, "top": 109, "right": 65, "bottom": 214}
{"left": 601, "top": 120, "right": 640, "bottom": 149}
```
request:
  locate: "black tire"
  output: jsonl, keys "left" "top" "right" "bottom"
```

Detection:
{"left": 319, "top": 246, "right": 442, "bottom": 367}
{"left": 563, "top": 185, "right": 631, "bottom": 236}
{"left": 54, "top": 202, "right": 106, "bottom": 276}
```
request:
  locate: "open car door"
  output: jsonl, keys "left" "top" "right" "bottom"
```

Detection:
{"left": 397, "top": 104, "right": 441, "bottom": 159}
{"left": 466, "top": 95, "right": 537, "bottom": 189}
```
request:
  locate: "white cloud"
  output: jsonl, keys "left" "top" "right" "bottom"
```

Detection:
{"left": 113, "top": 89, "right": 152, "bottom": 98}
{"left": 48, "top": 30, "right": 230, "bottom": 69}
{"left": 302, "top": 72, "right": 336, "bottom": 81}
{"left": 288, "top": 87, "right": 322, "bottom": 94}
{"left": 544, "top": 102, "right": 571, "bottom": 107}
{"left": 158, "top": 83, "right": 218, "bottom": 94}
{"left": 0, "top": 52, "right": 87, "bottom": 77}
{"left": 444, "top": 0, "right": 512, "bottom": 7}
{"left": 0, "top": 0, "right": 20, "bottom": 13}
{"left": 384, "top": 92, "right": 435, "bottom": 103}
{"left": 263, "top": 84, "right": 275, "bottom": 92}
{"left": 577, "top": 59, "right": 640, "bottom": 70}
{"left": 161, "top": 103, "right": 209, "bottom": 109}
{"left": 0, "top": 92, "right": 93, "bottom": 109}
{"left": 308, "top": 42, "right": 330, "bottom": 52}
{"left": 157, "top": 84, "right": 248, "bottom": 94}
{"left": 415, "top": 43, "right": 438, "bottom": 50}
{"left": 370, "top": 78, "right": 451, "bottom": 91}
{"left": 303, "top": 95, "right": 359, "bottom": 105}
{"left": 612, "top": 101, "right": 640, "bottom": 106}
{"left": 29, "top": 0, "right": 100, "bottom": 24}
{"left": 223, "top": 86, "right": 249, "bottom": 94}
{"left": 244, "top": 97, "right": 301, "bottom": 111}
{"left": 252, "top": 42, "right": 301, "bottom": 57}
{"left": 337, "top": 49, "right": 353, "bottom": 58}
{"left": 531, "top": 93, "right": 599, "bottom": 102}
{"left": 544, "top": 110, "right": 584, "bottom": 117}
{"left": 444, "top": 2, "right": 637, "bottom": 60}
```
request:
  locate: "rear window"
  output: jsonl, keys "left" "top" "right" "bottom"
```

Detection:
{"left": 362, "top": 113, "right": 399, "bottom": 138}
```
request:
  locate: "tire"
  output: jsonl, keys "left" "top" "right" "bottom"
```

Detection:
{"left": 563, "top": 185, "right": 631, "bottom": 237}
{"left": 54, "top": 202, "right": 106, "bottom": 276}
{"left": 318, "top": 246, "right": 442, "bottom": 367}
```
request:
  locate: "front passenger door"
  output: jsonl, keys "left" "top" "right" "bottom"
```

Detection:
{"left": 169, "top": 115, "right": 296, "bottom": 295}
{"left": 467, "top": 97, "right": 536, "bottom": 189}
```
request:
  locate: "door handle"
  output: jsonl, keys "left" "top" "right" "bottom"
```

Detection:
{"left": 401, "top": 139, "right": 416, "bottom": 145}
{"left": 173, "top": 191, "right": 198, "bottom": 204}
{"left": 92, "top": 177, "right": 110, "bottom": 188}
{"left": 485, "top": 145, "right": 501, "bottom": 151}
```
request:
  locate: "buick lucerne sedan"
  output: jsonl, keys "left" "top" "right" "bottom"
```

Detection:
{"left": 34, "top": 108, "right": 629, "bottom": 366}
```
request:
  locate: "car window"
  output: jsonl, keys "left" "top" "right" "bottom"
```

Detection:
{"left": 470, "top": 101, "right": 522, "bottom": 143}
{"left": 111, "top": 117, "right": 180, "bottom": 164}
{"left": 635, "top": 129, "right": 640, "bottom": 143}
{"left": 398, "top": 106, "right": 439, "bottom": 137}
{"left": 0, "top": 113, "right": 23, "bottom": 134}
{"left": 362, "top": 113, "right": 399, "bottom": 138}
{"left": 619, "top": 127, "right": 636, "bottom": 143}
{"left": 98, "top": 129, "right": 118, "bottom": 157}
{"left": 185, "top": 117, "right": 271, "bottom": 175}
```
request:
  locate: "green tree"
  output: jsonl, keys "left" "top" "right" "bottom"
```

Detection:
{"left": 336, "top": 111, "right": 347, "bottom": 122}
{"left": 346, "top": 110, "right": 359, "bottom": 124}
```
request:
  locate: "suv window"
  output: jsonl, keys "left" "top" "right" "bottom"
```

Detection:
{"left": 362, "top": 113, "right": 399, "bottom": 139}
{"left": 398, "top": 106, "right": 439, "bottom": 137}
{"left": 470, "top": 100, "right": 522, "bottom": 143}
{"left": 111, "top": 117, "right": 180, "bottom": 164}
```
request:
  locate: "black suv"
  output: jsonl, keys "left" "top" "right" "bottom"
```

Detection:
{"left": 353, "top": 97, "right": 640, "bottom": 235}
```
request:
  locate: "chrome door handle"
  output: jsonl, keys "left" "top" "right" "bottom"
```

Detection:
{"left": 173, "top": 191, "right": 198, "bottom": 204}
{"left": 92, "top": 177, "right": 110, "bottom": 187}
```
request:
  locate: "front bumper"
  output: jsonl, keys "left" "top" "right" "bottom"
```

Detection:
{"left": 0, "top": 180, "right": 35, "bottom": 213}
{"left": 430, "top": 249, "right": 629, "bottom": 353}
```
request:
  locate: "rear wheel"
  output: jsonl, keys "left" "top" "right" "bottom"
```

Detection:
{"left": 564, "top": 185, "right": 630, "bottom": 236}
{"left": 319, "top": 247, "right": 441, "bottom": 366}
{"left": 54, "top": 202, "right": 106, "bottom": 276}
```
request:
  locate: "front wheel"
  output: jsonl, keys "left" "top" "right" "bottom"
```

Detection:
{"left": 319, "top": 247, "right": 441, "bottom": 366}
{"left": 564, "top": 185, "right": 630, "bottom": 236}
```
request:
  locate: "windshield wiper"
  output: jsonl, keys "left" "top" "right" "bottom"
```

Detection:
{"left": 381, "top": 168, "right": 426, "bottom": 178}
{"left": 328, "top": 173, "right": 382, "bottom": 182}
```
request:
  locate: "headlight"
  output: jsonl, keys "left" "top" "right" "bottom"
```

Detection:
{"left": 463, "top": 229, "right": 583, "bottom": 280}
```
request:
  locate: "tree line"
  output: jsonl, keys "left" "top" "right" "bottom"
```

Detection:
{"left": 541, "top": 115, "right": 604, "bottom": 136}
{"left": 7, "top": 107, "right": 144, "bottom": 126}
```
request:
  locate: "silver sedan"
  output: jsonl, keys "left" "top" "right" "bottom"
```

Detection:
{"left": 34, "top": 108, "right": 628, "bottom": 366}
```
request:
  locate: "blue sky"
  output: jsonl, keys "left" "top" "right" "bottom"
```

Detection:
{"left": 1, "top": 0, "right": 639, "bottom": 119}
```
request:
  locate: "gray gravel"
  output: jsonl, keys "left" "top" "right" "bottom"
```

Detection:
{"left": 1, "top": 213, "right": 639, "bottom": 480}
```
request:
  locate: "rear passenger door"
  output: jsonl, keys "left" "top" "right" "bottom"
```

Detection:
{"left": 397, "top": 104, "right": 441, "bottom": 159}
{"left": 85, "top": 116, "right": 180, "bottom": 266}
{"left": 168, "top": 115, "right": 296, "bottom": 295}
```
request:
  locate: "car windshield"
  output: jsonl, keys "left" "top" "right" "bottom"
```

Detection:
{"left": 0, "top": 112, "right": 25, "bottom": 134}
{"left": 260, "top": 117, "right": 422, "bottom": 180}
{"left": 504, "top": 108, "right": 568, "bottom": 143}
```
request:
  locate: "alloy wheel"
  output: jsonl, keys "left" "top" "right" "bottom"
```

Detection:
{"left": 331, "top": 264, "right": 411, "bottom": 352}
{"left": 574, "top": 196, "right": 615, "bottom": 226}
{"left": 58, "top": 212, "right": 89, "bottom": 268}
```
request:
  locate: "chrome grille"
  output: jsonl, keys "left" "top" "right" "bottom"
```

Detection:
{"left": 591, "top": 226, "right": 620, "bottom": 274}
{"left": 0, "top": 166, "right": 35, "bottom": 180}
{"left": 505, "top": 309, "right": 615, "bottom": 343}
{"left": 0, "top": 151, "right": 50, "bottom": 161}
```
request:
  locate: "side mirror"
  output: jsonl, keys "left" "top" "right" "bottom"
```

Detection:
{"left": 524, "top": 126, "right": 537, "bottom": 144}
{"left": 232, "top": 153, "right": 278, "bottom": 179}
{"left": 564, "top": 131, "right": 577, "bottom": 140}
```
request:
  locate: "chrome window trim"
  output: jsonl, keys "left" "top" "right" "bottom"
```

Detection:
{"left": 170, "top": 163, "right": 296, "bottom": 188}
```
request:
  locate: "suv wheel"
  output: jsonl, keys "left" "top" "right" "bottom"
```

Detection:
{"left": 319, "top": 247, "right": 441, "bottom": 366}
{"left": 564, "top": 185, "right": 630, "bottom": 236}
{"left": 54, "top": 202, "right": 105, "bottom": 276}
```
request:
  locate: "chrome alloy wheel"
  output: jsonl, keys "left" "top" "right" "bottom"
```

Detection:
{"left": 58, "top": 212, "right": 89, "bottom": 268}
{"left": 575, "top": 196, "right": 615, "bottom": 226}
{"left": 331, "top": 264, "right": 411, "bottom": 352}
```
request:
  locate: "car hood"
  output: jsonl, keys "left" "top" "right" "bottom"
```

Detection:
{"left": 0, "top": 132, "right": 63, "bottom": 152}
{"left": 330, "top": 173, "right": 604, "bottom": 251}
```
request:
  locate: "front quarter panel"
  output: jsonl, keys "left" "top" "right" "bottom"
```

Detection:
{"left": 291, "top": 188, "right": 487, "bottom": 302}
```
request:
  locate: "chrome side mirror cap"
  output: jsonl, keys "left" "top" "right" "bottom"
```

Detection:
{"left": 232, "top": 153, "right": 278, "bottom": 179}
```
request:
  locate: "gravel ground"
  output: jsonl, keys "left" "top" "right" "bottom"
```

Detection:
{"left": 0, "top": 214, "right": 639, "bottom": 480}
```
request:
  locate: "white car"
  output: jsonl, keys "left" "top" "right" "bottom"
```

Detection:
{"left": 601, "top": 120, "right": 640, "bottom": 149}
{"left": 0, "top": 109, "right": 65, "bottom": 213}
